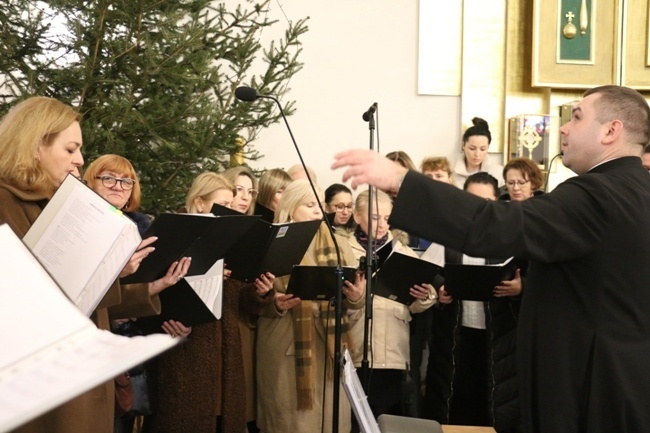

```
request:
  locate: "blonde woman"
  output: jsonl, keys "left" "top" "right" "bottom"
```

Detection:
{"left": 147, "top": 171, "right": 274, "bottom": 433}
{"left": 256, "top": 180, "right": 365, "bottom": 433}
{"left": 256, "top": 168, "right": 292, "bottom": 212}
{"left": 185, "top": 171, "right": 235, "bottom": 213}
{"left": 0, "top": 98, "right": 157, "bottom": 433}
{"left": 222, "top": 166, "right": 258, "bottom": 215}
{"left": 347, "top": 189, "right": 437, "bottom": 418}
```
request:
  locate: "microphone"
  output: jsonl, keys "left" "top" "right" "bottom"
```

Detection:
{"left": 234, "top": 86, "right": 261, "bottom": 102}
{"left": 236, "top": 85, "right": 346, "bottom": 433}
{"left": 362, "top": 102, "right": 378, "bottom": 122}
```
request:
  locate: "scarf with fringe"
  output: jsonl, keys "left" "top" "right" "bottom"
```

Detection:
{"left": 293, "top": 223, "right": 355, "bottom": 411}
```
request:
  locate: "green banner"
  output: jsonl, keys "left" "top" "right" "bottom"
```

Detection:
{"left": 559, "top": 0, "right": 592, "bottom": 61}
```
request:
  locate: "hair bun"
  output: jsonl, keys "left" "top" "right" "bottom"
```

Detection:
{"left": 471, "top": 117, "right": 490, "bottom": 131}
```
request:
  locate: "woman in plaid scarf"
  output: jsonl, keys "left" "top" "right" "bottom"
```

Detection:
{"left": 256, "top": 180, "right": 365, "bottom": 433}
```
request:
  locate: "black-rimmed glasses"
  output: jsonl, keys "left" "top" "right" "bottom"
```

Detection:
{"left": 95, "top": 175, "right": 136, "bottom": 190}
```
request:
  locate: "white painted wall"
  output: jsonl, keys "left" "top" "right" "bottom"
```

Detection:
{"left": 239, "top": 0, "right": 463, "bottom": 191}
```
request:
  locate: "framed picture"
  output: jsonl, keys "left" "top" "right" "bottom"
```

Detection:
{"left": 621, "top": 0, "right": 650, "bottom": 88}
{"left": 532, "top": 0, "right": 621, "bottom": 88}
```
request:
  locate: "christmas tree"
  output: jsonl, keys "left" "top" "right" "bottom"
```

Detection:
{"left": 0, "top": 0, "right": 307, "bottom": 213}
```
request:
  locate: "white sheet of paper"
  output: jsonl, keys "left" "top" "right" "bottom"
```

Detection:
{"left": 23, "top": 175, "right": 141, "bottom": 315}
{"left": 185, "top": 259, "right": 224, "bottom": 319}
{"left": 0, "top": 224, "right": 179, "bottom": 432}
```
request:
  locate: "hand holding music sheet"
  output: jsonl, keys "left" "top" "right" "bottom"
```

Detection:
{"left": 443, "top": 257, "right": 516, "bottom": 301}
{"left": 0, "top": 224, "right": 179, "bottom": 433}
{"left": 136, "top": 259, "right": 225, "bottom": 334}
{"left": 22, "top": 174, "right": 141, "bottom": 316}
{"left": 121, "top": 212, "right": 258, "bottom": 284}
{"left": 373, "top": 241, "right": 442, "bottom": 305}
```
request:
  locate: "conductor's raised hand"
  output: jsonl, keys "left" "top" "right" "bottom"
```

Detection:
{"left": 119, "top": 236, "right": 157, "bottom": 278}
{"left": 331, "top": 149, "right": 408, "bottom": 192}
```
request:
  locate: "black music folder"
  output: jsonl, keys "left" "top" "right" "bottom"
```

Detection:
{"left": 211, "top": 202, "right": 274, "bottom": 223}
{"left": 286, "top": 265, "right": 358, "bottom": 301}
{"left": 121, "top": 213, "right": 258, "bottom": 284}
{"left": 226, "top": 219, "right": 322, "bottom": 283}
{"left": 443, "top": 257, "right": 516, "bottom": 301}
{"left": 373, "top": 242, "right": 442, "bottom": 305}
{"left": 253, "top": 202, "right": 275, "bottom": 222}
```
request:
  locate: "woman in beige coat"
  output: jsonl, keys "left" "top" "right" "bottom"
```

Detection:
{"left": 255, "top": 180, "right": 365, "bottom": 433}
{"left": 347, "top": 189, "right": 437, "bottom": 418}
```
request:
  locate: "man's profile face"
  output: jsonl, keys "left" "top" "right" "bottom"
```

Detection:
{"left": 559, "top": 93, "right": 607, "bottom": 175}
{"left": 642, "top": 153, "right": 650, "bottom": 171}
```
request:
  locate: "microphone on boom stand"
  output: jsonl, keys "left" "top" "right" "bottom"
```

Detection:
{"left": 235, "top": 86, "right": 346, "bottom": 433}
{"left": 360, "top": 102, "right": 378, "bottom": 393}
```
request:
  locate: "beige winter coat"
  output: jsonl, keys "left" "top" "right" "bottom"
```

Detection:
{"left": 347, "top": 234, "right": 436, "bottom": 370}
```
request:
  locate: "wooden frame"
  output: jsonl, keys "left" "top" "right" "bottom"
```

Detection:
{"left": 532, "top": 0, "right": 621, "bottom": 88}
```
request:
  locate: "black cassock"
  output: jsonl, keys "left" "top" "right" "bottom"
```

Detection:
{"left": 390, "top": 157, "right": 650, "bottom": 433}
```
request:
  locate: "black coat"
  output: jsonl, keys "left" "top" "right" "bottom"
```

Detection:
{"left": 423, "top": 250, "right": 521, "bottom": 432}
{"left": 390, "top": 158, "right": 650, "bottom": 433}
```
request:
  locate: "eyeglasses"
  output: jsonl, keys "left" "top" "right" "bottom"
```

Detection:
{"left": 95, "top": 175, "right": 136, "bottom": 190}
{"left": 332, "top": 203, "right": 354, "bottom": 212}
{"left": 235, "top": 185, "right": 259, "bottom": 198}
{"left": 506, "top": 179, "right": 530, "bottom": 188}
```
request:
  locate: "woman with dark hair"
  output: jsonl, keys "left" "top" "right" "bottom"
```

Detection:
{"left": 453, "top": 117, "right": 504, "bottom": 188}
{"left": 424, "top": 172, "right": 522, "bottom": 432}
{"left": 324, "top": 183, "right": 355, "bottom": 235}
{"left": 500, "top": 158, "right": 544, "bottom": 201}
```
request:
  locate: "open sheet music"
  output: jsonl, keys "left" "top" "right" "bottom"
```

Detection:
{"left": 137, "top": 259, "right": 225, "bottom": 333}
{"left": 23, "top": 174, "right": 141, "bottom": 316}
{"left": 0, "top": 224, "right": 179, "bottom": 432}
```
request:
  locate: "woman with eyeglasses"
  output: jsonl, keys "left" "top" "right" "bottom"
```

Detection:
{"left": 324, "top": 183, "right": 356, "bottom": 235}
{"left": 83, "top": 155, "right": 193, "bottom": 433}
{"left": 146, "top": 171, "right": 275, "bottom": 433}
{"left": 0, "top": 98, "right": 165, "bottom": 433}
{"left": 500, "top": 157, "right": 545, "bottom": 202}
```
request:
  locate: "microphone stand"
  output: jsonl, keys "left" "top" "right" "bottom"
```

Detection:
{"left": 360, "top": 110, "right": 376, "bottom": 392}
{"left": 240, "top": 89, "right": 345, "bottom": 433}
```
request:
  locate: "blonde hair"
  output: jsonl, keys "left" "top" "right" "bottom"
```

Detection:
{"left": 386, "top": 151, "right": 416, "bottom": 170}
{"left": 286, "top": 164, "right": 317, "bottom": 181}
{"left": 185, "top": 172, "right": 235, "bottom": 214}
{"left": 274, "top": 179, "right": 322, "bottom": 223}
{"left": 83, "top": 155, "right": 141, "bottom": 211}
{"left": 0, "top": 96, "right": 81, "bottom": 195}
{"left": 257, "top": 168, "right": 292, "bottom": 209}
{"left": 421, "top": 156, "right": 453, "bottom": 177}
{"left": 222, "top": 166, "right": 258, "bottom": 215}
{"left": 354, "top": 188, "right": 392, "bottom": 214}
